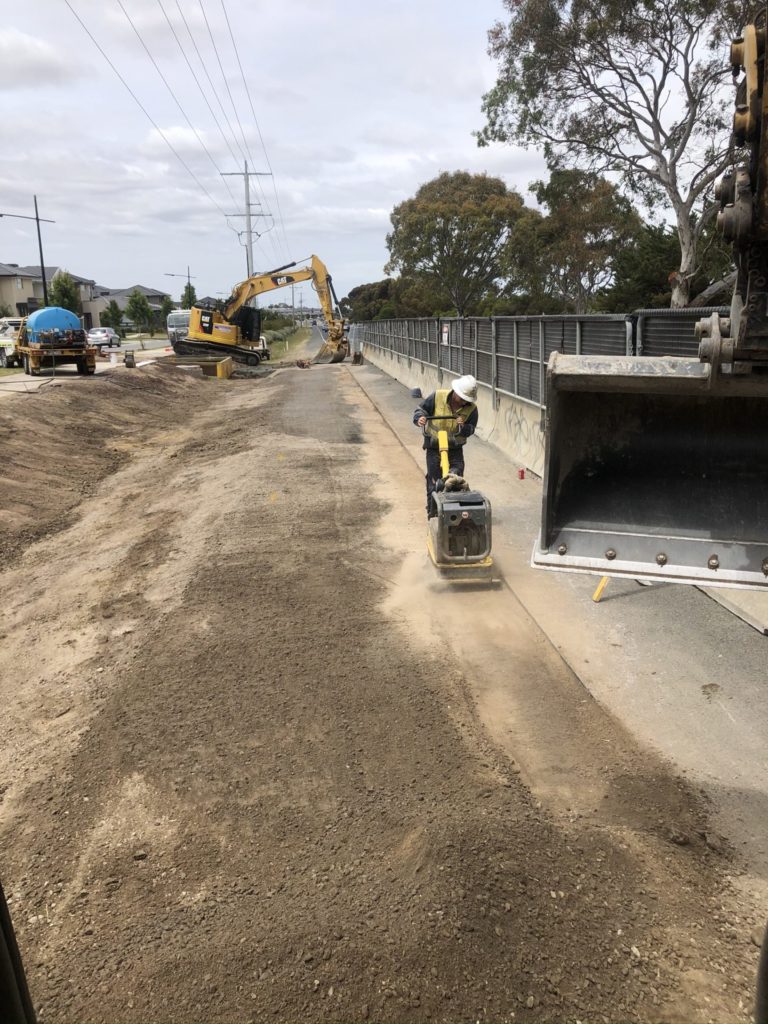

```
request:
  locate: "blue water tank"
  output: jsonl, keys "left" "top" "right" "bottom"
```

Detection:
{"left": 26, "top": 306, "right": 81, "bottom": 342}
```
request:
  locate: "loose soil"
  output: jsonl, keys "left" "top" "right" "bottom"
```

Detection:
{"left": 0, "top": 363, "right": 759, "bottom": 1023}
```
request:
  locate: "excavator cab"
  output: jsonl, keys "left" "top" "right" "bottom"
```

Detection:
{"left": 533, "top": 12, "right": 768, "bottom": 591}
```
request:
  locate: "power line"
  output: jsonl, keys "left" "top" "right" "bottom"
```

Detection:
{"left": 62, "top": 0, "right": 230, "bottom": 221}
{"left": 219, "top": 0, "right": 291, "bottom": 260}
{"left": 196, "top": 0, "right": 256, "bottom": 169}
{"left": 195, "top": 0, "right": 282, "bottom": 266}
{"left": 116, "top": 0, "right": 240, "bottom": 213}
{"left": 155, "top": 0, "right": 240, "bottom": 169}
{"left": 173, "top": 0, "right": 251, "bottom": 172}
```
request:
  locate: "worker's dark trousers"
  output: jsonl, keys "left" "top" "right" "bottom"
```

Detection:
{"left": 425, "top": 447, "right": 465, "bottom": 517}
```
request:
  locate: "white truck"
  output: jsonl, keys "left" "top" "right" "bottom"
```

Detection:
{"left": 0, "top": 317, "right": 22, "bottom": 368}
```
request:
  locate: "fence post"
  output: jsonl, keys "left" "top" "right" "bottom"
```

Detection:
{"left": 491, "top": 317, "right": 497, "bottom": 409}
{"left": 539, "top": 319, "right": 545, "bottom": 407}
{"left": 513, "top": 320, "right": 519, "bottom": 397}
{"left": 576, "top": 319, "right": 582, "bottom": 355}
{"left": 437, "top": 318, "right": 443, "bottom": 381}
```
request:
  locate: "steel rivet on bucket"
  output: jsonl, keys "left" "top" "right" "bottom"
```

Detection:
{"left": 656, "top": 553, "right": 668, "bottom": 566}
{"left": 605, "top": 548, "right": 616, "bottom": 560}
{"left": 708, "top": 555, "right": 720, "bottom": 570}
{"left": 557, "top": 544, "right": 567, "bottom": 556}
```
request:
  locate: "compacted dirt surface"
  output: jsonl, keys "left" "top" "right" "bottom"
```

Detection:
{"left": 0, "top": 360, "right": 761, "bottom": 1023}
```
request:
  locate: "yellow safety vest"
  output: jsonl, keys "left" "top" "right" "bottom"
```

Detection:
{"left": 424, "top": 389, "right": 476, "bottom": 447}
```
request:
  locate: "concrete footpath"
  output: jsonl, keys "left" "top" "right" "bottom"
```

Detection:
{"left": 347, "top": 359, "right": 768, "bottom": 895}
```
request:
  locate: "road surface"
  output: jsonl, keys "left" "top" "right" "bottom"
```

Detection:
{"left": 0, "top": 349, "right": 762, "bottom": 1023}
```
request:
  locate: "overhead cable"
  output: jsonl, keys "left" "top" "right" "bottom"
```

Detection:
{"left": 62, "top": 0, "right": 230, "bottom": 221}
{"left": 219, "top": 0, "right": 291, "bottom": 260}
{"left": 116, "top": 0, "right": 240, "bottom": 213}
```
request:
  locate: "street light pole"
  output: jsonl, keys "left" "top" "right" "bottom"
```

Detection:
{"left": 0, "top": 198, "right": 56, "bottom": 309}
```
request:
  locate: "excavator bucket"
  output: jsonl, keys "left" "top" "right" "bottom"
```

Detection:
{"left": 313, "top": 341, "right": 347, "bottom": 364}
{"left": 532, "top": 353, "right": 768, "bottom": 590}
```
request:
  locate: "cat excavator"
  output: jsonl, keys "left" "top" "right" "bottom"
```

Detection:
{"left": 533, "top": 8, "right": 768, "bottom": 591}
{"left": 173, "top": 254, "right": 347, "bottom": 366}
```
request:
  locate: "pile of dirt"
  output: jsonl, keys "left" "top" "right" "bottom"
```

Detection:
{"left": 0, "top": 367, "right": 214, "bottom": 564}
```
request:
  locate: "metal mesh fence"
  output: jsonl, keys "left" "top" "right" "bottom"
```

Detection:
{"left": 350, "top": 309, "right": 726, "bottom": 409}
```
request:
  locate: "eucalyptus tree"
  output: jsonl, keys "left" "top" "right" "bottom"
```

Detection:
{"left": 478, "top": 0, "right": 746, "bottom": 306}
{"left": 385, "top": 171, "right": 524, "bottom": 316}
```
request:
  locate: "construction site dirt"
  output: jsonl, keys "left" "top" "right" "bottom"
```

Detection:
{"left": 0, "top": 357, "right": 762, "bottom": 1023}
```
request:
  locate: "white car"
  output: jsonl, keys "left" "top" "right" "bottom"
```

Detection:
{"left": 88, "top": 327, "right": 120, "bottom": 349}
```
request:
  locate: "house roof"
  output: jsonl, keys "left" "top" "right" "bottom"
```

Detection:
{"left": 108, "top": 284, "right": 171, "bottom": 300}
{"left": 0, "top": 263, "right": 95, "bottom": 285}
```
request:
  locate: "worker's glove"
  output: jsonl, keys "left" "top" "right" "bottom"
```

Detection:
{"left": 444, "top": 474, "right": 469, "bottom": 492}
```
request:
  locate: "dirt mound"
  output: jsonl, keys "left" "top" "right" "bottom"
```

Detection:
{"left": 0, "top": 367, "right": 213, "bottom": 564}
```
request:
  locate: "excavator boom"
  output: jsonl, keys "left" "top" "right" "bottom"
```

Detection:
{"left": 179, "top": 255, "right": 348, "bottom": 365}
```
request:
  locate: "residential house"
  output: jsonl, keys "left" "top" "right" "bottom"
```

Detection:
{"left": 0, "top": 263, "right": 98, "bottom": 323}
{"left": 85, "top": 284, "right": 171, "bottom": 328}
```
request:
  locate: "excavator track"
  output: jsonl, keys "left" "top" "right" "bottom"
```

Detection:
{"left": 172, "top": 337, "right": 262, "bottom": 366}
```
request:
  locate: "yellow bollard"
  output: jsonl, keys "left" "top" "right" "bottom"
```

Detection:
{"left": 592, "top": 576, "right": 610, "bottom": 603}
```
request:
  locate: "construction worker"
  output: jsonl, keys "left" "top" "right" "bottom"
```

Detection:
{"left": 413, "top": 374, "right": 479, "bottom": 518}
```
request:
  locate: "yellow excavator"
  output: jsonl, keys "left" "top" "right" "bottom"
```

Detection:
{"left": 173, "top": 254, "right": 348, "bottom": 366}
{"left": 533, "top": 8, "right": 768, "bottom": 591}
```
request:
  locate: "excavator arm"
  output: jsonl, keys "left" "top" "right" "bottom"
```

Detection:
{"left": 183, "top": 255, "right": 347, "bottom": 365}
{"left": 221, "top": 255, "right": 347, "bottom": 362}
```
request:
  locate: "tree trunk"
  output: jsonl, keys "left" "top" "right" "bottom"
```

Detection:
{"left": 671, "top": 211, "right": 695, "bottom": 309}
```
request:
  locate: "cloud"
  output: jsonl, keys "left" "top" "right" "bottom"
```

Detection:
{"left": 0, "top": 28, "right": 82, "bottom": 91}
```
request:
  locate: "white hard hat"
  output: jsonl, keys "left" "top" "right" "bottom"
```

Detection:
{"left": 452, "top": 374, "right": 477, "bottom": 403}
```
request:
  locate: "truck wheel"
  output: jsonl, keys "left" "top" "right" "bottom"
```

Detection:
{"left": 0, "top": 349, "right": 7, "bottom": 369}
{"left": 22, "top": 354, "right": 30, "bottom": 375}
{"left": 76, "top": 358, "right": 87, "bottom": 375}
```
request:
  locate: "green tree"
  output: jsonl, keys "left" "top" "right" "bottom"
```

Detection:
{"left": 48, "top": 270, "right": 82, "bottom": 314}
{"left": 100, "top": 299, "right": 124, "bottom": 333}
{"left": 0, "top": 302, "right": 12, "bottom": 318}
{"left": 478, "top": 0, "right": 743, "bottom": 306}
{"left": 181, "top": 282, "right": 197, "bottom": 308}
{"left": 160, "top": 295, "right": 174, "bottom": 323}
{"left": 597, "top": 219, "right": 734, "bottom": 311}
{"left": 522, "top": 170, "right": 641, "bottom": 313}
{"left": 125, "top": 290, "right": 153, "bottom": 335}
{"left": 341, "top": 280, "right": 394, "bottom": 321}
{"left": 385, "top": 171, "right": 524, "bottom": 316}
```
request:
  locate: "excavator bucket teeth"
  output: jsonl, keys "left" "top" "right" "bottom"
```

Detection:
{"left": 532, "top": 353, "right": 768, "bottom": 589}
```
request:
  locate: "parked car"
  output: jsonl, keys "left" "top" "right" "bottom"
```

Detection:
{"left": 87, "top": 327, "right": 120, "bottom": 349}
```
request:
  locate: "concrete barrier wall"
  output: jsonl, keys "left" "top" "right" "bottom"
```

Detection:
{"left": 362, "top": 345, "right": 545, "bottom": 477}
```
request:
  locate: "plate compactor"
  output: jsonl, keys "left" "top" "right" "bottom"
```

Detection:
{"left": 424, "top": 416, "right": 494, "bottom": 583}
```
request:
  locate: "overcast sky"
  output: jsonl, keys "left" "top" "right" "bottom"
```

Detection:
{"left": 0, "top": 0, "right": 544, "bottom": 303}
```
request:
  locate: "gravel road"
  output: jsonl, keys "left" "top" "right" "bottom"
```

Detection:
{"left": 0, "top": 362, "right": 759, "bottom": 1023}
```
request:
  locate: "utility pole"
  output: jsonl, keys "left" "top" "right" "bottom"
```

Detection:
{"left": 0, "top": 197, "right": 56, "bottom": 308}
{"left": 223, "top": 162, "right": 272, "bottom": 277}
{"left": 291, "top": 282, "right": 295, "bottom": 326}
{"left": 165, "top": 268, "right": 196, "bottom": 306}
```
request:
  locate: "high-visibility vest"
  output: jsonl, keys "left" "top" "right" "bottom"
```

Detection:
{"left": 424, "top": 389, "right": 476, "bottom": 447}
